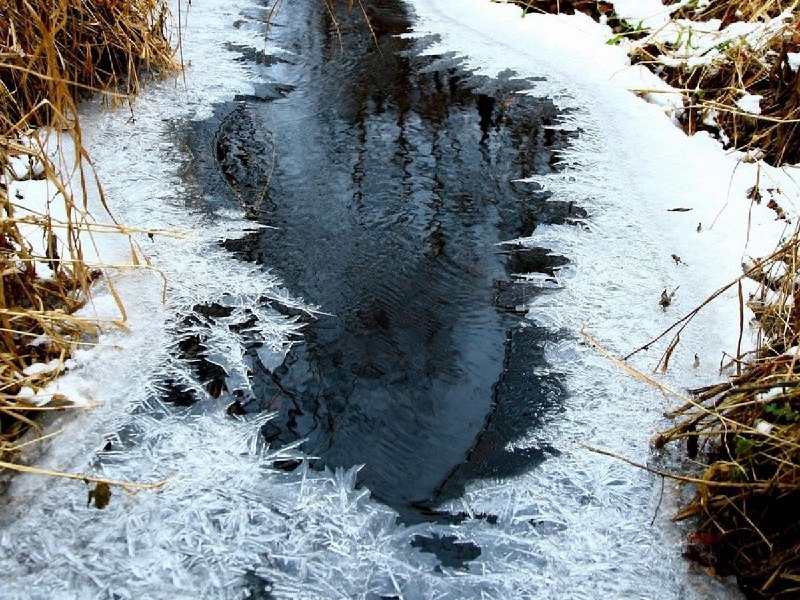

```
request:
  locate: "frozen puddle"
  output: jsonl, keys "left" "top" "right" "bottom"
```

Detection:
{"left": 0, "top": 0, "right": 747, "bottom": 598}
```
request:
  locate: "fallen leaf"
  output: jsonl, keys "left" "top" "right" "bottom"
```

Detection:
{"left": 87, "top": 482, "right": 112, "bottom": 509}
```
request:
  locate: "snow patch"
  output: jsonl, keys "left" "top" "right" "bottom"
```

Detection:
{"left": 22, "top": 358, "right": 64, "bottom": 377}
{"left": 736, "top": 93, "right": 763, "bottom": 115}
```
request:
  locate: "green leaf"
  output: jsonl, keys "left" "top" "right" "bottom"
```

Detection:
{"left": 735, "top": 436, "right": 756, "bottom": 457}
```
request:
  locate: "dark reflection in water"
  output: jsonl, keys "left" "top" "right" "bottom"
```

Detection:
{"left": 187, "top": 0, "right": 582, "bottom": 518}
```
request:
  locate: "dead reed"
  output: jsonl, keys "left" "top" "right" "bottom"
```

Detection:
{"left": 0, "top": 0, "right": 175, "bottom": 464}
{"left": 652, "top": 227, "right": 800, "bottom": 598}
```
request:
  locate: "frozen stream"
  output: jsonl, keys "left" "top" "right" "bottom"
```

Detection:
{"left": 191, "top": 0, "right": 578, "bottom": 521}
{"left": 0, "top": 0, "right": 752, "bottom": 598}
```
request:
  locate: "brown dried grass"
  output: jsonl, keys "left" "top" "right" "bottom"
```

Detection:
{"left": 667, "top": 0, "right": 794, "bottom": 22}
{"left": 519, "top": 0, "right": 800, "bottom": 167}
{"left": 653, "top": 227, "right": 800, "bottom": 598}
{"left": 634, "top": 2, "right": 800, "bottom": 166}
{"left": 0, "top": 0, "right": 175, "bottom": 465}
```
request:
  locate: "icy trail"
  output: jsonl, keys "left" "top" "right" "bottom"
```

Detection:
{"left": 1, "top": 0, "right": 783, "bottom": 597}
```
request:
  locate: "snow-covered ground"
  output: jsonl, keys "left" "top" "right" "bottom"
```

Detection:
{"left": 3, "top": 0, "right": 796, "bottom": 597}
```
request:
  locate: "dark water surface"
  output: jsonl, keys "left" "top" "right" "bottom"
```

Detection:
{"left": 186, "top": 0, "right": 581, "bottom": 520}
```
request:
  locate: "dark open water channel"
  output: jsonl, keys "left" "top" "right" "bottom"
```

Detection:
{"left": 184, "top": 0, "right": 581, "bottom": 524}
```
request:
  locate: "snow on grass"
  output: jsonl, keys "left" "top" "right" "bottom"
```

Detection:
{"left": 610, "top": 0, "right": 674, "bottom": 30}
{"left": 736, "top": 93, "right": 763, "bottom": 115}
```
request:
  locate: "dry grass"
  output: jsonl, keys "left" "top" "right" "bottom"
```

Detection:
{"left": 520, "top": 0, "right": 800, "bottom": 167}
{"left": 1, "top": 0, "right": 172, "bottom": 127}
{"left": 635, "top": 1, "right": 800, "bottom": 166}
{"left": 519, "top": 1, "right": 611, "bottom": 17}
{"left": 0, "top": 0, "right": 175, "bottom": 464}
{"left": 668, "top": 0, "right": 793, "bottom": 23}
{"left": 653, "top": 228, "right": 800, "bottom": 598}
